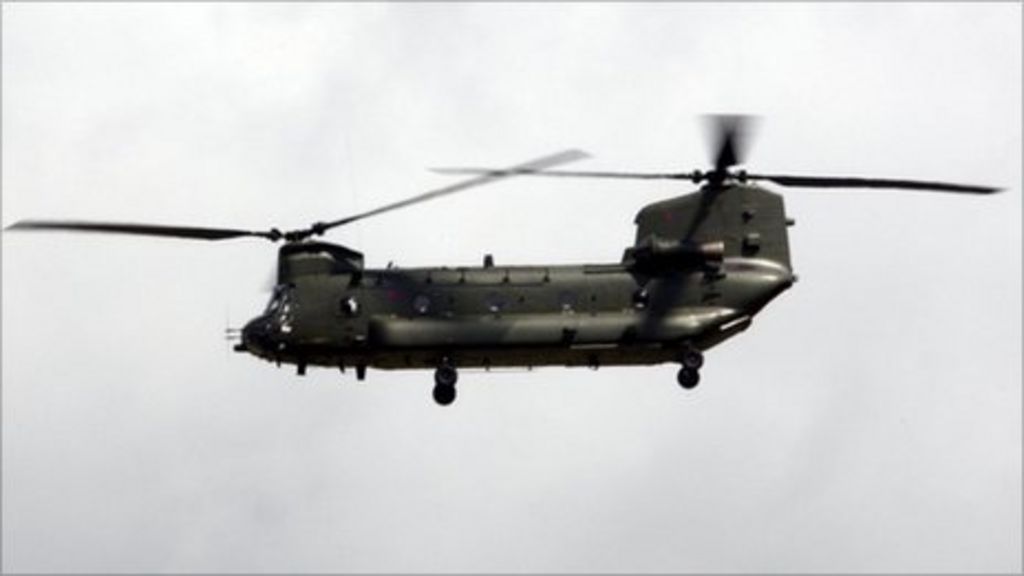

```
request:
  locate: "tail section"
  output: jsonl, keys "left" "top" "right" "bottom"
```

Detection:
{"left": 629, "top": 184, "right": 793, "bottom": 271}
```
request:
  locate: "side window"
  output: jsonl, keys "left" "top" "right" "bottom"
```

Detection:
{"left": 340, "top": 295, "right": 361, "bottom": 317}
{"left": 485, "top": 292, "right": 506, "bottom": 314}
{"left": 413, "top": 294, "right": 431, "bottom": 315}
{"left": 558, "top": 290, "right": 577, "bottom": 314}
{"left": 632, "top": 288, "right": 650, "bottom": 310}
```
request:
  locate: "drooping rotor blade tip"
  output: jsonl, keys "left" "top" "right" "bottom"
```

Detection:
{"left": 551, "top": 149, "right": 591, "bottom": 162}
{"left": 429, "top": 148, "right": 590, "bottom": 174}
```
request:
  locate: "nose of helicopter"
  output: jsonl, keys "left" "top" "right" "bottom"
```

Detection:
{"left": 239, "top": 316, "right": 274, "bottom": 357}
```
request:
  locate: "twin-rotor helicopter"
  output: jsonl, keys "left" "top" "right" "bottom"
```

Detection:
{"left": 7, "top": 117, "right": 999, "bottom": 405}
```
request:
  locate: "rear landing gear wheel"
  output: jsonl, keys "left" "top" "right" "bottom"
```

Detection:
{"left": 433, "top": 363, "right": 458, "bottom": 406}
{"left": 432, "top": 382, "right": 457, "bottom": 406}
{"left": 677, "top": 367, "right": 700, "bottom": 389}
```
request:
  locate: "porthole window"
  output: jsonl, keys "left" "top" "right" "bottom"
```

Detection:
{"left": 632, "top": 288, "right": 650, "bottom": 310}
{"left": 558, "top": 290, "right": 577, "bottom": 314}
{"left": 485, "top": 292, "right": 507, "bottom": 314}
{"left": 341, "top": 296, "right": 360, "bottom": 317}
{"left": 413, "top": 294, "right": 432, "bottom": 315}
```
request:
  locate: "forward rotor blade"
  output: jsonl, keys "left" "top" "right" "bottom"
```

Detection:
{"left": 431, "top": 167, "right": 691, "bottom": 180}
{"left": 5, "top": 220, "right": 279, "bottom": 241}
{"left": 748, "top": 174, "right": 1000, "bottom": 194}
{"left": 314, "top": 149, "right": 590, "bottom": 232}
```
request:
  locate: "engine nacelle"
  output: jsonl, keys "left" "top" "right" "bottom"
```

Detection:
{"left": 277, "top": 241, "right": 365, "bottom": 285}
{"left": 623, "top": 236, "right": 724, "bottom": 271}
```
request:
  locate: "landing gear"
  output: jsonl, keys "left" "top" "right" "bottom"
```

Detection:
{"left": 677, "top": 345, "right": 704, "bottom": 389}
{"left": 432, "top": 361, "right": 458, "bottom": 406}
{"left": 681, "top": 346, "right": 704, "bottom": 370}
{"left": 677, "top": 367, "right": 700, "bottom": 389}
{"left": 434, "top": 364, "right": 458, "bottom": 387}
{"left": 432, "top": 380, "right": 457, "bottom": 406}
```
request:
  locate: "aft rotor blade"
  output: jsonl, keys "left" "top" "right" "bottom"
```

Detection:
{"left": 314, "top": 149, "right": 590, "bottom": 232}
{"left": 748, "top": 174, "right": 1000, "bottom": 194}
{"left": 431, "top": 167, "right": 692, "bottom": 180}
{"left": 5, "top": 220, "right": 280, "bottom": 241}
{"left": 707, "top": 114, "right": 755, "bottom": 174}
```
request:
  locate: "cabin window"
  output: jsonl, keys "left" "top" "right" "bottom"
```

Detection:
{"left": 341, "top": 296, "right": 360, "bottom": 317}
{"left": 485, "top": 292, "right": 506, "bottom": 314}
{"left": 632, "top": 288, "right": 650, "bottom": 310}
{"left": 413, "top": 294, "right": 432, "bottom": 315}
{"left": 558, "top": 290, "right": 577, "bottom": 314}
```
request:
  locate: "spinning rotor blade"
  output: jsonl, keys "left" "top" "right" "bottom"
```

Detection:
{"left": 431, "top": 166, "right": 1000, "bottom": 195}
{"left": 313, "top": 148, "right": 590, "bottom": 232}
{"left": 431, "top": 167, "right": 693, "bottom": 180}
{"left": 5, "top": 220, "right": 279, "bottom": 241}
{"left": 707, "top": 114, "right": 755, "bottom": 174}
{"left": 7, "top": 149, "right": 590, "bottom": 244}
{"left": 432, "top": 116, "right": 760, "bottom": 183}
{"left": 746, "top": 173, "right": 1000, "bottom": 194}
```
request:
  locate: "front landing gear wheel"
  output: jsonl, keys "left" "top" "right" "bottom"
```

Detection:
{"left": 677, "top": 367, "right": 700, "bottom": 389}
{"left": 432, "top": 383, "right": 457, "bottom": 406}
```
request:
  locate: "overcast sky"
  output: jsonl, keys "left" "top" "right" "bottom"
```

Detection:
{"left": 2, "top": 3, "right": 1021, "bottom": 573}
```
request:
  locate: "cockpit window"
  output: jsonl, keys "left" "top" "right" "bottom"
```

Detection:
{"left": 265, "top": 286, "right": 295, "bottom": 335}
{"left": 266, "top": 286, "right": 287, "bottom": 314}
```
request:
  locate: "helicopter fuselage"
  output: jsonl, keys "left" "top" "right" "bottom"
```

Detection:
{"left": 237, "top": 183, "right": 798, "bottom": 393}
{"left": 239, "top": 253, "right": 794, "bottom": 374}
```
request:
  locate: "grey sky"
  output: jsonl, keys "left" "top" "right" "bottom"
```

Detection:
{"left": 2, "top": 3, "right": 1021, "bottom": 573}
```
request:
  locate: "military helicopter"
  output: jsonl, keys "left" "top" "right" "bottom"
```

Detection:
{"left": 7, "top": 117, "right": 999, "bottom": 406}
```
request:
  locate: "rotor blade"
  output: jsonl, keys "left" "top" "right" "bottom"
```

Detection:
{"left": 747, "top": 174, "right": 1000, "bottom": 194}
{"left": 431, "top": 167, "right": 693, "bottom": 180}
{"left": 5, "top": 220, "right": 279, "bottom": 241}
{"left": 706, "top": 114, "right": 755, "bottom": 174}
{"left": 313, "top": 149, "right": 590, "bottom": 233}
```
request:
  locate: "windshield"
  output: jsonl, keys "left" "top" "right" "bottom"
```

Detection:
{"left": 265, "top": 285, "right": 293, "bottom": 314}
{"left": 264, "top": 285, "right": 295, "bottom": 334}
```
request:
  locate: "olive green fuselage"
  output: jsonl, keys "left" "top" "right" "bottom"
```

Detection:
{"left": 240, "top": 184, "right": 797, "bottom": 374}
{"left": 241, "top": 256, "right": 793, "bottom": 372}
